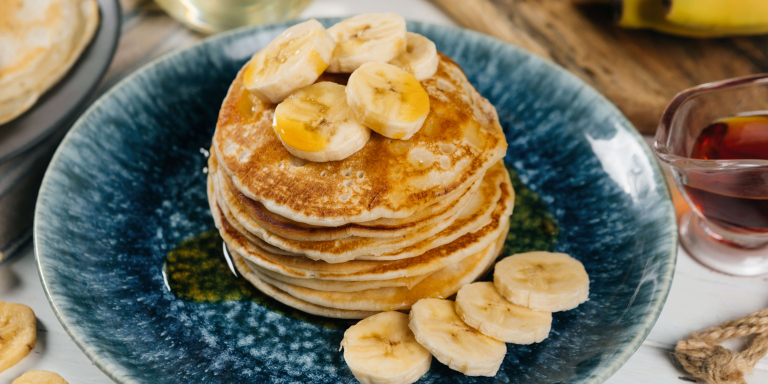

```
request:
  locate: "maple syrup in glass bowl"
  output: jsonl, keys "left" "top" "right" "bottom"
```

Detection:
{"left": 655, "top": 74, "right": 768, "bottom": 276}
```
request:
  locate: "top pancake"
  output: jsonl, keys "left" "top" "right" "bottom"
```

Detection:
{"left": 213, "top": 53, "right": 507, "bottom": 226}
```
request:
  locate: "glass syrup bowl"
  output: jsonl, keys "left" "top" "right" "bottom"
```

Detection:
{"left": 654, "top": 74, "right": 768, "bottom": 276}
{"left": 154, "top": 0, "right": 314, "bottom": 34}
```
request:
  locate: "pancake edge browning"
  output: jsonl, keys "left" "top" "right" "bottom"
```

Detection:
{"left": 210, "top": 169, "right": 513, "bottom": 281}
{"left": 246, "top": 223, "right": 508, "bottom": 312}
{"left": 211, "top": 161, "right": 509, "bottom": 262}
{"left": 210, "top": 148, "right": 483, "bottom": 241}
{"left": 229, "top": 169, "right": 482, "bottom": 241}
{"left": 232, "top": 253, "right": 379, "bottom": 319}
{"left": 247, "top": 259, "right": 431, "bottom": 292}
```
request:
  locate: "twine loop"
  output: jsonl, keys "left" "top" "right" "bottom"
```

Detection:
{"left": 675, "top": 308, "right": 768, "bottom": 384}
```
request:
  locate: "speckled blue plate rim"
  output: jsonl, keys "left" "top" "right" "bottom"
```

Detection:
{"left": 453, "top": 23, "right": 680, "bottom": 384}
{"left": 33, "top": 18, "right": 678, "bottom": 384}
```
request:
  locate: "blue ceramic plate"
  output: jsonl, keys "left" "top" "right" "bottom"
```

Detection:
{"left": 35, "top": 19, "right": 677, "bottom": 384}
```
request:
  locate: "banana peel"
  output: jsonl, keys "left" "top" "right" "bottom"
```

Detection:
{"left": 611, "top": 0, "right": 768, "bottom": 38}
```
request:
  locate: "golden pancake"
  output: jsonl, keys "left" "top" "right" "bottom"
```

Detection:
{"left": 209, "top": 173, "right": 513, "bottom": 281}
{"left": 213, "top": 168, "right": 461, "bottom": 260}
{"left": 212, "top": 161, "right": 508, "bottom": 262}
{"left": 225, "top": 167, "right": 481, "bottom": 241}
{"left": 247, "top": 226, "right": 507, "bottom": 312}
{"left": 213, "top": 53, "right": 507, "bottom": 226}
{"left": 376, "top": 162, "right": 510, "bottom": 261}
{"left": 0, "top": 0, "right": 99, "bottom": 124}
{"left": 209, "top": 149, "right": 482, "bottom": 241}
{"left": 232, "top": 253, "right": 379, "bottom": 319}
{"left": 248, "top": 263, "right": 430, "bottom": 292}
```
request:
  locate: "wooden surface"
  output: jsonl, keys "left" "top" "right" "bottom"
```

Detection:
{"left": 431, "top": 0, "right": 768, "bottom": 133}
{"left": 2, "top": 1, "right": 768, "bottom": 384}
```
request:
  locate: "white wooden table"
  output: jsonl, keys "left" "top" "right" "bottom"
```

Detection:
{"left": 2, "top": 0, "right": 768, "bottom": 383}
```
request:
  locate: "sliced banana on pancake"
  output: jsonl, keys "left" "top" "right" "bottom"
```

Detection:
{"left": 455, "top": 282, "right": 552, "bottom": 344}
{"left": 273, "top": 82, "right": 370, "bottom": 162}
{"left": 341, "top": 311, "right": 432, "bottom": 384}
{"left": 347, "top": 62, "right": 430, "bottom": 140}
{"left": 390, "top": 33, "right": 439, "bottom": 81}
{"left": 494, "top": 252, "right": 590, "bottom": 312}
{"left": 327, "top": 13, "right": 407, "bottom": 73}
{"left": 243, "top": 19, "right": 336, "bottom": 104}
{"left": 0, "top": 302, "right": 36, "bottom": 374}
{"left": 409, "top": 298, "right": 506, "bottom": 377}
{"left": 12, "top": 371, "right": 69, "bottom": 384}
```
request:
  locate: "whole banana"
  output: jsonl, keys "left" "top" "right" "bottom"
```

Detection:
{"left": 614, "top": 0, "right": 768, "bottom": 37}
{"left": 666, "top": 0, "right": 768, "bottom": 32}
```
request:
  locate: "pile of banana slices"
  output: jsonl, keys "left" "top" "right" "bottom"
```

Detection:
{"left": 340, "top": 251, "right": 590, "bottom": 384}
{"left": 243, "top": 13, "right": 438, "bottom": 162}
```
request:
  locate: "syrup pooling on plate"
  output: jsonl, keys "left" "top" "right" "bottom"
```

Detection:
{"left": 501, "top": 164, "right": 559, "bottom": 259}
{"left": 164, "top": 229, "right": 255, "bottom": 302}
{"left": 163, "top": 229, "right": 350, "bottom": 329}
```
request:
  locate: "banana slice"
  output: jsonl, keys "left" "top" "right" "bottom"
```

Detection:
{"left": 455, "top": 282, "right": 552, "bottom": 344}
{"left": 346, "top": 62, "right": 430, "bottom": 140}
{"left": 341, "top": 311, "right": 432, "bottom": 384}
{"left": 494, "top": 252, "right": 589, "bottom": 312}
{"left": 13, "top": 371, "right": 69, "bottom": 384}
{"left": 390, "top": 33, "right": 439, "bottom": 81}
{"left": 327, "top": 13, "right": 407, "bottom": 73}
{"left": 243, "top": 19, "right": 336, "bottom": 103}
{"left": 0, "top": 302, "right": 36, "bottom": 374}
{"left": 409, "top": 299, "right": 506, "bottom": 377}
{"left": 273, "top": 82, "right": 371, "bottom": 162}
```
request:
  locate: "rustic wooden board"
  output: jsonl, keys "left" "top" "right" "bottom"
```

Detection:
{"left": 432, "top": 0, "right": 768, "bottom": 133}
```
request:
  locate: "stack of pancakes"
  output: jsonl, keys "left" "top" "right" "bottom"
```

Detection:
{"left": 208, "top": 54, "right": 511, "bottom": 319}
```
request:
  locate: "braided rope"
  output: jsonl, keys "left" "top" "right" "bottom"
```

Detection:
{"left": 675, "top": 308, "right": 768, "bottom": 384}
